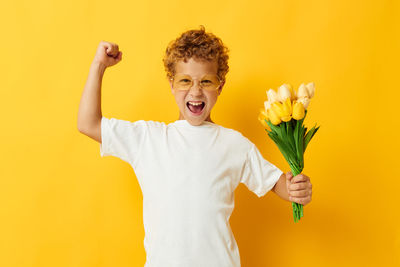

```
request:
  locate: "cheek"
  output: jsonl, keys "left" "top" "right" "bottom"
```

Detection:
{"left": 206, "top": 95, "right": 218, "bottom": 107}
{"left": 175, "top": 92, "right": 187, "bottom": 106}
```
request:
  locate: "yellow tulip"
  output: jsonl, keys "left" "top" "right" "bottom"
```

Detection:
{"left": 258, "top": 109, "right": 269, "bottom": 128}
{"left": 296, "top": 83, "right": 309, "bottom": 99}
{"left": 271, "top": 101, "right": 284, "bottom": 117}
{"left": 296, "top": 97, "right": 310, "bottom": 109}
{"left": 284, "top": 83, "right": 292, "bottom": 91}
{"left": 264, "top": 100, "right": 271, "bottom": 111}
{"left": 292, "top": 100, "right": 305, "bottom": 120}
{"left": 277, "top": 84, "right": 292, "bottom": 102}
{"left": 266, "top": 89, "right": 279, "bottom": 103}
{"left": 271, "top": 99, "right": 292, "bottom": 122}
{"left": 267, "top": 108, "right": 281, "bottom": 125}
{"left": 284, "top": 83, "right": 297, "bottom": 101}
{"left": 305, "top": 82, "right": 315, "bottom": 98}
{"left": 259, "top": 108, "right": 268, "bottom": 120}
{"left": 281, "top": 98, "right": 292, "bottom": 122}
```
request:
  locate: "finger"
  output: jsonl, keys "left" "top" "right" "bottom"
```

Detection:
{"left": 289, "top": 189, "right": 310, "bottom": 197}
{"left": 115, "top": 51, "right": 122, "bottom": 61}
{"left": 111, "top": 44, "right": 120, "bottom": 57}
{"left": 103, "top": 42, "right": 113, "bottom": 54}
{"left": 289, "top": 195, "right": 311, "bottom": 205}
{"left": 107, "top": 44, "right": 119, "bottom": 57}
{"left": 285, "top": 171, "right": 293, "bottom": 181}
{"left": 289, "top": 182, "right": 307, "bottom": 191}
{"left": 117, "top": 51, "right": 122, "bottom": 60}
{"left": 292, "top": 174, "right": 308, "bottom": 183}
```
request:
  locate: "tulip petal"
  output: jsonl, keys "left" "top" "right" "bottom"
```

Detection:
{"left": 267, "top": 89, "right": 279, "bottom": 103}
{"left": 297, "top": 97, "right": 310, "bottom": 109}
{"left": 267, "top": 108, "right": 281, "bottom": 125}
{"left": 292, "top": 101, "right": 305, "bottom": 120}
{"left": 271, "top": 101, "right": 284, "bottom": 117}
{"left": 264, "top": 100, "right": 271, "bottom": 111}
{"left": 297, "top": 83, "right": 309, "bottom": 99}
{"left": 305, "top": 82, "right": 315, "bottom": 98}
{"left": 278, "top": 84, "right": 292, "bottom": 102}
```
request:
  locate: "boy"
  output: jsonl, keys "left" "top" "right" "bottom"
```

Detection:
{"left": 77, "top": 26, "right": 312, "bottom": 267}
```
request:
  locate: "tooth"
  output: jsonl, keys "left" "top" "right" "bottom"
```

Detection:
{"left": 189, "top": 101, "right": 203, "bottom": 106}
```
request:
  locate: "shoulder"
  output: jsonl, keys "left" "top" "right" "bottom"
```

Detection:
{"left": 105, "top": 117, "right": 165, "bottom": 126}
{"left": 101, "top": 117, "right": 166, "bottom": 134}
{"left": 217, "top": 124, "right": 255, "bottom": 151}
{"left": 141, "top": 120, "right": 167, "bottom": 128}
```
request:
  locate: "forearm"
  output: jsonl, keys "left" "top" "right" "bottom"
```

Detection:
{"left": 77, "top": 61, "right": 107, "bottom": 131}
{"left": 272, "top": 173, "right": 291, "bottom": 202}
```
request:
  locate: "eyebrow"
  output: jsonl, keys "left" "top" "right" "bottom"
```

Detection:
{"left": 177, "top": 73, "right": 217, "bottom": 77}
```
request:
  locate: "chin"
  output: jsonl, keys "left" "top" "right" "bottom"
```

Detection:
{"left": 182, "top": 103, "right": 209, "bottom": 125}
{"left": 185, "top": 116, "right": 205, "bottom": 125}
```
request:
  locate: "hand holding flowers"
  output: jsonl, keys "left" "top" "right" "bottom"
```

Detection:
{"left": 258, "top": 82, "right": 320, "bottom": 223}
{"left": 286, "top": 171, "right": 312, "bottom": 206}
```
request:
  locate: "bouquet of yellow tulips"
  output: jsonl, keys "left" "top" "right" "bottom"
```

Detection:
{"left": 258, "top": 82, "right": 320, "bottom": 223}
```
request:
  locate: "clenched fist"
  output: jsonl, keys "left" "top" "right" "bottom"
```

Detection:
{"left": 92, "top": 40, "right": 122, "bottom": 68}
{"left": 286, "top": 171, "right": 313, "bottom": 205}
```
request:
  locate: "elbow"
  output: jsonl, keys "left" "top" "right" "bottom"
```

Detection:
{"left": 77, "top": 124, "right": 87, "bottom": 134}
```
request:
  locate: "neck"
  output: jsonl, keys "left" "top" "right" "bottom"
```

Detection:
{"left": 178, "top": 113, "right": 214, "bottom": 123}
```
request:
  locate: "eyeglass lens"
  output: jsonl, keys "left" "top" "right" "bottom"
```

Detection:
{"left": 172, "top": 74, "right": 220, "bottom": 91}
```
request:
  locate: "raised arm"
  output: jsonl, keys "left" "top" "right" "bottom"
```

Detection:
{"left": 77, "top": 41, "right": 122, "bottom": 143}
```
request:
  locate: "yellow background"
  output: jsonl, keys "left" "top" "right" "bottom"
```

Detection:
{"left": 1, "top": 0, "right": 399, "bottom": 266}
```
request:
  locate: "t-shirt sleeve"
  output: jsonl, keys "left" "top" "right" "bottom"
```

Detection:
{"left": 240, "top": 144, "right": 284, "bottom": 198}
{"left": 100, "top": 116, "right": 147, "bottom": 166}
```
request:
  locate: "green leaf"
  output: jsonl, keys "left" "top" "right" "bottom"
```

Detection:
{"left": 294, "top": 119, "right": 302, "bottom": 163}
{"left": 299, "top": 124, "right": 306, "bottom": 157}
{"left": 266, "top": 120, "right": 284, "bottom": 142}
{"left": 286, "top": 120, "right": 297, "bottom": 159}
{"left": 294, "top": 120, "right": 299, "bottom": 149}
{"left": 304, "top": 124, "right": 320, "bottom": 153}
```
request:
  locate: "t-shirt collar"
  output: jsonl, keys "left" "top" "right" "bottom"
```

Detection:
{"left": 172, "top": 119, "right": 217, "bottom": 128}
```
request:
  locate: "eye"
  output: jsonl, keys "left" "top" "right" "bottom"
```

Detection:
{"left": 201, "top": 80, "right": 212, "bottom": 83}
{"left": 179, "top": 79, "right": 191, "bottom": 83}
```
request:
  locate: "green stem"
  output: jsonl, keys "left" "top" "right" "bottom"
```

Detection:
{"left": 290, "top": 166, "right": 304, "bottom": 223}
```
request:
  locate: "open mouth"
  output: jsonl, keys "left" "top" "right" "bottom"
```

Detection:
{"left": 186, "top": 101, "right": 205, "bottom": 115}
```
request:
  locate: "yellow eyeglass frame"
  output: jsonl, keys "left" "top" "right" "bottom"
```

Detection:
{"left": 170, "top": 73, "right": 222, "bottom": 91}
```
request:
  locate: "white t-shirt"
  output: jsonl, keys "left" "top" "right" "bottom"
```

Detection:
{"left": 100, "top": 117, "right": 283, "bottom": 267}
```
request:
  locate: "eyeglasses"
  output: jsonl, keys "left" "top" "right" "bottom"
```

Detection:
{"left": 170, "top": 73, "right": 222, "bottom": 91}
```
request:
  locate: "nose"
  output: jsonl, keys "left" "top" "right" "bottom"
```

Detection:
{"left": 188, "top": 81, "right": 203, "bottom": 96}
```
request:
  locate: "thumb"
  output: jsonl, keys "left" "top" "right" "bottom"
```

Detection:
{"left": 286, "top": 171, "right": 293, "bottom": 182}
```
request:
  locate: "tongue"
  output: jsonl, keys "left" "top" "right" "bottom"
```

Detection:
{"left": 189, "top": 103, "right": 203, "bottom": 113}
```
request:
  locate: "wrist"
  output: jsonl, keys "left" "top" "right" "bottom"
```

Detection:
{"left": 90, "top": 61, "right": 107, "bottom": 75}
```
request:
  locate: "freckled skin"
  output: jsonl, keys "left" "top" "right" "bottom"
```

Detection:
{"left": 169, "top": 57, "right": 225, "bottom": 126}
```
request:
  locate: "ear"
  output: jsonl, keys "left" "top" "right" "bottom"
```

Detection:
{"left": 169, "top": 80, "right": 174, "bottom": 93}
{"left": 217, "top": 80, "right": 225, "bottom": 96}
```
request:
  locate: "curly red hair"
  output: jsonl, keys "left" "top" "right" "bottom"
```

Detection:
{"left": 163, "top": 25, "right": 230, "bottom": 83}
